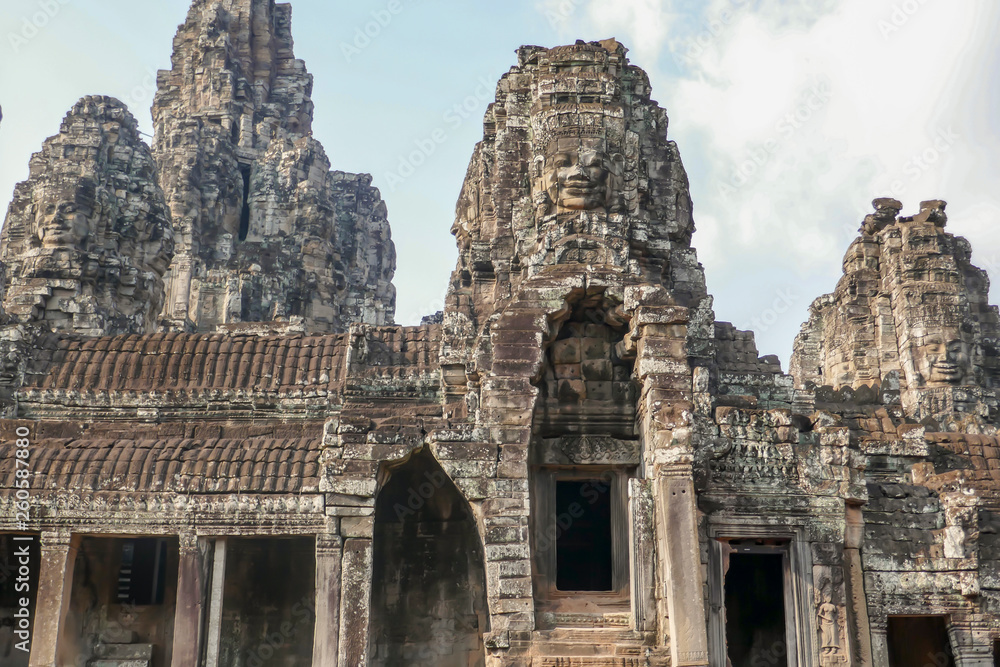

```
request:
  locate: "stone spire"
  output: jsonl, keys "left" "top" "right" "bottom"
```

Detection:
{"left": 0, "top": 95, "right": 174, "bottom": 336}
{"left": 441, "top": 39, "right": 707, "bottom": 367}
{"left": 152, "top": 0, "right": 395, "bottom": 332}
{"left": 791, "top": 198, "right": 1000, "bottom": 424}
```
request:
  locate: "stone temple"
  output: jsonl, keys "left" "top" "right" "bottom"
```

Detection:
{"left": 1, "top": 2, "right": 999, "bottom": 667}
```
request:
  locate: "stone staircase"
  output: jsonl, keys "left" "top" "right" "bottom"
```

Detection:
{"left": 87, "top": 642, "right": 154, "bottom": 667}
{"left": 512, "top": 616, "right": 672, "bottom": 666}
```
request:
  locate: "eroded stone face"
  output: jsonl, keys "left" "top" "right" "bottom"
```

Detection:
{"left": 442, "top": 40, "right": 707, "bottom": 370}
{"left": 540, "top": 135, "right": 619, "bottom": 213}
{"left": 913, "top": 334, "right": 972, "bottom": 386}
{"left": 0, "top": 96, "right": 174, "bottom": 336}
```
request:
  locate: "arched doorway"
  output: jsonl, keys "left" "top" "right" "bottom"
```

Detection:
{"left": 370, "top": 448, "right": 488, "bottom": 666}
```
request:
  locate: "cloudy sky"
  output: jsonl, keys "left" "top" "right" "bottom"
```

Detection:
{"left": 1, "top": 0, "right": 998, "bottom": 366}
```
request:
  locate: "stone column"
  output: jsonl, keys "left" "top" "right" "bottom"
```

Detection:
{"left": 170, "top": 534, "right": 208, "bottom": 667}
{"left": 204, "top": 538, "right": 227, "bottom": 667}
{"left": 312, "top": 532, "right": 343, "bottom": 666}
{"left": 843, "top": 506, "right": 873, "bottom": 667}
{"left": 948, "top": 625, "right": 994, "bottom": 667}
{"left": 869, "top": 617, "right": 889, "bottom": 667}
{"left": 657, "top": 474, "right": 710, "bottom": 666}
{"left": 338, "top": 537, "right": 373, "bottom": 667}
{"left": 28, "top": 530, "right": 79, "bottom": 667}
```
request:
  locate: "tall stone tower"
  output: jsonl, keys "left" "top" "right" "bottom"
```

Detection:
{"left": 792, "top": 198, "right": 1000, "bottom": 425}
{"left": 152, "top": 0, "right": 396, "bottom": 332}
{"left": 441, "top": 39, "right": 711, "bottom": 376}
{"left": 0, "top": 96, "right": 174, "bottom": 336}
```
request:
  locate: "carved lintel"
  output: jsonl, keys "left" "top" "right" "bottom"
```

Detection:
{"left": 538, "top": 435, "right": 640, "bottom": 465}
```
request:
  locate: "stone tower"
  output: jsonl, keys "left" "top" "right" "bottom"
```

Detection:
{"left": 152, "top": 0, "right": 396, "bottom": 333}
{"left": 792, "top": 198, "right": 1000, "bottom": 425}
{"left": 0, "top": 95, "right": 173, "bottom": 336}
{"left": 441, "top": 39, "right": 711, "bottom": 377}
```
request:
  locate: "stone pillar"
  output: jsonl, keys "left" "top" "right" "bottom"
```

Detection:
{"left": 843, "top": 506, "right": 873, "bottom": 667}
{"left": 312, "top": 532, "right": 343, "bottom": 666}
{"left": 170, "top": 534, "right": 208, "bottom": 667}
{"left": 338, "top": 537, "right": 372, "bottom": 667}
{"left": 204, "top": 538, "right": 227, "bottom": 667}
{"left": 28, "top": 530, "right": 79, "bottom": 667}
{"left": 948, "top": 625, "right": 994, "bottom": 667}
{"left": 869, "top": 617, "right": 889, "bottom": 667}
{"left": 657, "top": 475, "right": 710, "bottom": 666}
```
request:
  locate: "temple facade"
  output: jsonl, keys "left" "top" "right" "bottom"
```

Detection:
{"left": 1, "top": 2, "right": 999, "bottom": 666}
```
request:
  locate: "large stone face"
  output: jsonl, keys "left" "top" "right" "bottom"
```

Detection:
{"left": 0, "top": 95, "right": 173, "bottom": 336}
{"left": 152, "top": 0, "right": 395, "bottom": 332}
{"left": 791, "top": 198, "right": 1000, "bottom": 423}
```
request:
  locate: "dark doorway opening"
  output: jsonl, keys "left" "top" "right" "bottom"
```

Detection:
{"left": 887, "top": 616, "right": 955, "bottom": 667}
{"left": 555, "top": 479, "right": 613, "bottom": 592}
{"left": 238, "top": 163, "right": 251, "bottom": 241}
{"left": 724, "top": 553, "right": 788, "bottom": 667}
{"left": 371, "top": 449, "right": 487, "bottom": 667}
{"left": 116, "top": 537, "right": 169, "bottom": 606}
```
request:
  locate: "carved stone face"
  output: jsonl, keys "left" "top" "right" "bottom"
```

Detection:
{"left": 543, "top": 136, "right": 611, "bottom": 211}
{"left": 916, "top": 335, "right": 971, "bottom": 385}
{"left": 37, "top": 198, "right": 90, "bottom": 249}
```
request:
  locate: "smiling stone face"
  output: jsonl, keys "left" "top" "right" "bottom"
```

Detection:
{"left": 543, "top": 136, "right": 612, "bottom": 212}
{"left": 916, "top": 335, "right": 971, "bottom": 385}
{"left": 37, "top": 196, "right": 91, "bottom": 250}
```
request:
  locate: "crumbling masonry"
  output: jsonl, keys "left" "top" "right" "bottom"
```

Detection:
{"left": 1, "top": 2, "right": 999, "bottom": 666}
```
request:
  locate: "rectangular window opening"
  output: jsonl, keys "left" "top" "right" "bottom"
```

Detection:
{"left": 887, "top": 616, "right": 955, "bottom": 667}
{"left": 555, "top": 479, "right": 613, "bottom": 592}
{"left": 724, "top": 552, "right": 789, "bottom": 667}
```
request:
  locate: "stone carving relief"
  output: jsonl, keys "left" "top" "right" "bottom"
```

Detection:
{"left": 534, "top": 133, "right": 624, "bottom": 217}
{"left": 537, "top": 435, "right": 640, "bottom": 466}
{"left": 709, "top": 441, "right": 798, "bottom": 484}
{"left": 0, "top": 96, "right": 174, "bottom": 336}
{"left": 912, "top": 334, "right": 973, "bottom": 386}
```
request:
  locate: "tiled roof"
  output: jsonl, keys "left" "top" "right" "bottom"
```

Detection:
{"left": 0, "top": 437, "right": 320, "bottom": 494}
{"left": 24, "top": 332, "right": 350, "bottom": 393}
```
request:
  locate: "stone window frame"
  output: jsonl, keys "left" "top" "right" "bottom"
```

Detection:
{"left": 706, "top": 521, "right": 817, "bottom": 667}
{"left": 530, "top": 465, "right": 633, "bottom": 612}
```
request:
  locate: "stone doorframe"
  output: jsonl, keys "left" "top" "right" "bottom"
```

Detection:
{"left": 706, "top": 522, "right": 817, "bottom": 667}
